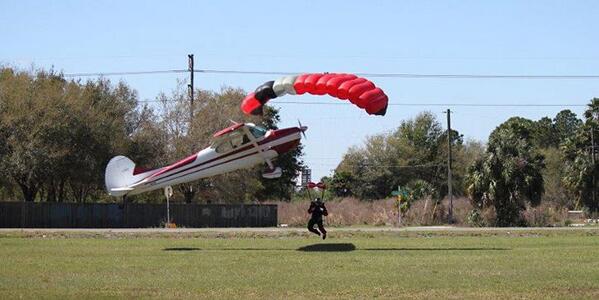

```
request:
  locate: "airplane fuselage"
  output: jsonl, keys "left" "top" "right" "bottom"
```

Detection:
{"left": 120, "top": 126, "right": 303, "bottom": 196}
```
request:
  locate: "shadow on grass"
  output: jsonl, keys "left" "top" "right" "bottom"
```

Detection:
{"left": 163, "top": 247, "right": 201, "bottom": 251}
{"left": 162, "top": 244, "right": 357, "bottom": 252}
{"left": 297, "top": 243, "right": 356, "bottom": 252}
{"left": 163, "top": 245, "right": 510, "bottom": 252}
{"left": 296, "top": 244, "right": 510, "bottom": 252}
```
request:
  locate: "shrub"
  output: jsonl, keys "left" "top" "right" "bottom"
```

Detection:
{"left": 522, "top": 202, "right": 568, "bottom": 227}
{"left": 275, "top": 197, "right": 475, "bottom": 227}
{"left": 467, "top": 209, "right": 485, "bottom": 227}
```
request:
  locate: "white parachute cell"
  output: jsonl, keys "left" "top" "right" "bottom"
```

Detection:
{"left": 272, "top": 77, "right": 287, "bottom": 97}
{"left": 273, "top": 75, "right": 297, "bottom": 97}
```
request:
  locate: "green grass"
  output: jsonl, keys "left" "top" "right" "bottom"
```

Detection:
{"left": 1, "top": 230, "right": 599, "bottom": 299}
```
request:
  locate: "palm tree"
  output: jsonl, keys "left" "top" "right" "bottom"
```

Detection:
{"left": 466, "top": 118, "right": 544, "bottom": 226}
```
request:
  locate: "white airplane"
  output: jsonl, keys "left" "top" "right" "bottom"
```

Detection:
{"left": 104, "top": 122, "right": 306, "bottom": 197}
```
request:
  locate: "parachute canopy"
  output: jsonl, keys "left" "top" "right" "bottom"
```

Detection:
{"left": 241, "top": 73, "right": 388, "bottom": 116}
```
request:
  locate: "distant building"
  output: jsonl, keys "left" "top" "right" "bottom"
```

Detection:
{"left": 298, "top": 167, "right": 312, "bottom": 188}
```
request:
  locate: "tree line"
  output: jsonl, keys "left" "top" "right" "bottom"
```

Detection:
{"left": 0, "top": 67, "right": 303, "bottom": 203}
{"left": 327, "top": 100, "right": 598, "bottom": 226}
{"left": 2, "top": 66, "right": 597, "bottom": 225}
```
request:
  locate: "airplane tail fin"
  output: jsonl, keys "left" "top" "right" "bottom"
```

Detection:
{"left": 104, "top": 156, "right": 155, "bottom": 197}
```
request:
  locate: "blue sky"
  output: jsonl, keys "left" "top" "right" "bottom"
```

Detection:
{"left": 2, "top": 0, "right": 599, "bottom": 180}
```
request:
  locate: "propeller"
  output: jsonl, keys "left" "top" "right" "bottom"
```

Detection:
{"left": 298, "top": 119, "right": 308, "bottom": 140}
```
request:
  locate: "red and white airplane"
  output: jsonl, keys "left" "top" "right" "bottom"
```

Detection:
{"left": 105, "top": 122, "right": 306, "bottom": 197}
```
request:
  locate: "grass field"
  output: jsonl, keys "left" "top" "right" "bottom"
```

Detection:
{"left": 1, "top": 229, "right": 599, "bottom": 299}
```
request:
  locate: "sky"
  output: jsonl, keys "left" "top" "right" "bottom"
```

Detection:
{"left": 2, "top": 0, "right": 599, "bottom": 180}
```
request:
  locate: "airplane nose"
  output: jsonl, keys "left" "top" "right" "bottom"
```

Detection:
{"left": 298, "top": 126, "right": 307, "bottom": 140}
{"left": 297, "top": 120, "right": 307, "bottom": 139}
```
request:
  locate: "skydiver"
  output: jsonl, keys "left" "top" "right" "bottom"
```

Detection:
{"left": 307, "top": 198, "right": 328, "bottom": 239}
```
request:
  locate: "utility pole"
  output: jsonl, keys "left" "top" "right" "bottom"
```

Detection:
{"left": 446, "top": 109, "right": 453, "bottom": 223}
{"left": 185, "top": 54, "right": 195, "bottom": 203}
{"left": 592, "top": 126, "right": 596, "bottom": 211}
{"left": 188, "top": 54, "right": 195, "bottom": 126}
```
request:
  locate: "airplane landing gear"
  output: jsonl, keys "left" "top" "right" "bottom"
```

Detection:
{"left": 262, "top": 166, "right": 282, "bottom": 179}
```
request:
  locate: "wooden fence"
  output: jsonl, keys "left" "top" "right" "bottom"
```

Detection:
{"left": 0, "top": 202, "right": 277, "bottom": 228}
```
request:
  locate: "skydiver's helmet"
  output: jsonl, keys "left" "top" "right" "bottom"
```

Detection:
{"left": 314, "top": 198, "right": 322, "bottom": 204}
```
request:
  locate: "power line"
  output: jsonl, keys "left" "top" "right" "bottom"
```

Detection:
{"left": 272, "top": 101, "right": 587, "bottom": 107}
{"left": 307, "top": 162, "right": 442, "bottom": 169}
{"left": 137, "top": 98, "right": 586, "bottom": 108}
{"left": 11, "top": 53, "right": 599, "bottom": 62}
{"left": 63, "top": 69, "right": 187, "bottom": 77}
{"left": 61, "top": 68, "right": 599, "bottom": 80}
{"left": 196, "top": 69, "right": 599, "bottom": 79}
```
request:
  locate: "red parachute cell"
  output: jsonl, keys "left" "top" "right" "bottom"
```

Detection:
{"left": 367, "top": 96, "right": 388, "bottom": 115}
{"left": 337, "top": 78, "right": 366, "bottom": 100}
{"left": 358, "top": 87, "right": 385, "bottom": 105}
{"left": 325, "top": 74, "right": 357, "bottom": 98}
{"left": 241, "top": 73, "right": 389, "bottom": 116}
{"left": 240, "top": 92, "right": 263, "bottom": 115}
{"left": 360, "top": 88, "right": 388, "bottom": 114}
{"left": 293, "top": 74, "right": 311, "bottom": 95}
{"left": 348, "top": 81, "right": 376, "bottom": 107}
{"left": 314, "top": 73, "right": 337, "bottom": 95}
{"left": 304, "top": 74, "right": 323, "bottom": 93}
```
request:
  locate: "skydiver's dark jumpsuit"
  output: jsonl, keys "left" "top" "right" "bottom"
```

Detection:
{"left": 307, "top": 201, "right": 328, "bottom": 237}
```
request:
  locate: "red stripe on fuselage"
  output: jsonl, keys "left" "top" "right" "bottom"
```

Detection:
{"left": 258, "top": 128, "right": 301, "bottom": 145}
{"left": 148, "top": 154, "right": 197, "bottom": 179}
{"left": 151, "top": 138, "right": 302, "bottom": 185}
{"left": 145, "top": 144, "right": 254, "bottom": 184}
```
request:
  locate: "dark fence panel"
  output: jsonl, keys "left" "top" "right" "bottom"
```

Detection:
{"left": 0, "top": 202, "right": 21, "bottom": 228}
{"left": 0, "top": 202, "right": 277, "bottom": 228}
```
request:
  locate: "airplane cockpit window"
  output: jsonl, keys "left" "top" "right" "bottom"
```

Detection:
{"left": 215, "top": 140, "right": 233, "bottom": 153}
{"left": 248, "top": 125, "right": 267, "bottom": 138}
{"left": 230, "top": 134, "right": 244, "bottom": 148}
{"left": 214, "top": 131, "right": 251, "bottom": 153}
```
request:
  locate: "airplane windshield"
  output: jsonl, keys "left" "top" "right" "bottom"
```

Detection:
{"left": 249, "top": 125, "right": 267, "bottom": 138}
